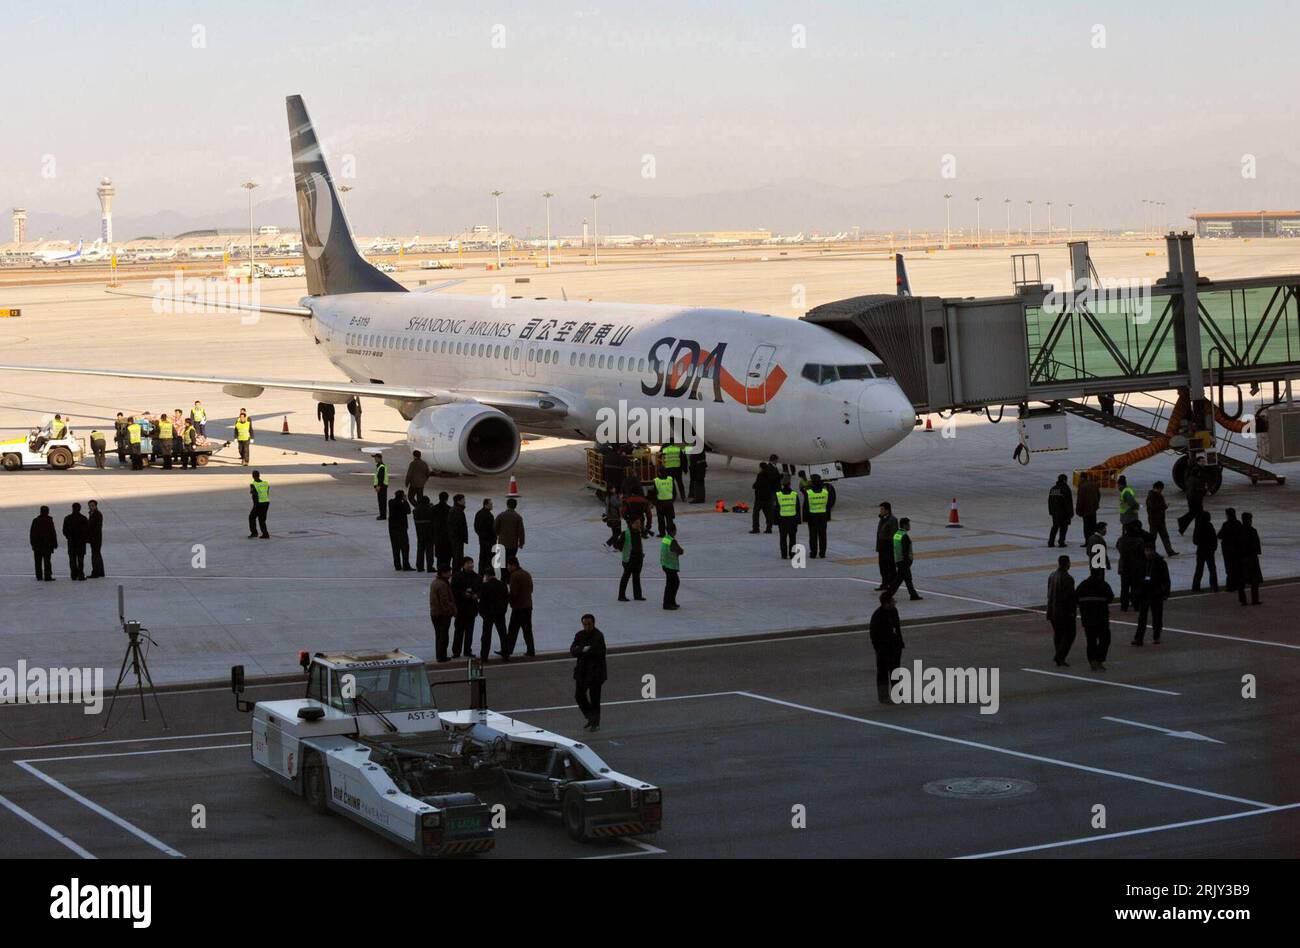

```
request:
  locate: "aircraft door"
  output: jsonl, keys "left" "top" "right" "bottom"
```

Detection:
{"left": 525, "top": 345, "right": 538, "bottom": 378}
{"left": 509, "top": 343, "right": 523, "bottom": 376}
{"left": 745, "top": 344, "right": 777, "bottom": 413}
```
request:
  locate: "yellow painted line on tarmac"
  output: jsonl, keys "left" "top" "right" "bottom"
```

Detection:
{"left": 834, "top": 543, "right": 1024, "bottom": 566}
{"left": 932, "top": 560, "right": 1089, "bottom": 580}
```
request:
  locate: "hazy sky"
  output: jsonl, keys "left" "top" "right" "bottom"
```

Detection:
{"left": 6, "top": 0, "right": 1299, "bottom": 237}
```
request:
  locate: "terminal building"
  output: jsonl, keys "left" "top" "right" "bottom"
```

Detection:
{"left": 1191, "top": 210, "right": 1300, "bottom": 238}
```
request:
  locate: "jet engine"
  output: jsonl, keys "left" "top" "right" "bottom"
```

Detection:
{"left": 406, "top": 403, "right": 520, "bottom": 476}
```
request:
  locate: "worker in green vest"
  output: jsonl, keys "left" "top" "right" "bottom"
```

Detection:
{"left": 89, "top": 428, "right": 106, "bottom": 469}
{"left": 660, "top": 439, "right": 685, "bottom": 499}
{"left": 181, "top": 419, "right": 199, "bottom": 469}
{"left": 373, "top": 453, "right": 390, "bottom": 520}
{"left": 248, "top": 470, "right": 271, "bottom": 539}
{"left": 889, "top": 518, "right": 922, "bottom": 600}
{"left": 190, "top": 400, "right": 207, "bottom": 436}
{"left": 804, "top": 474, "right": 830, "bottom": 558}
{"left": 774, "top": 476, "right": 801, "bottom": 560}
{"left": 126, "top": 416, "right": 143, "bottom": 470}
{"left": 651, "top": 465, "right": 676, "bottom": 537}
{"left": 660, "top": 523, "right": 684, "bottom": 610}
{"left": 157, "top": 412, "right": 174, "bottom": 469}
{"left": 615, "top": 515, "right": 646, "bottom": 602}
{"left": 234, "top": 409, "right": 253, "bottom": 466}
{"left": 1117, "top": 475, "right": 1140, "bottom": 527}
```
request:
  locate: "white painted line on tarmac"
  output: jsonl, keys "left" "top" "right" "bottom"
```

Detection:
{"left": 15, "top": 760, "right": 186, "bottom": 857}
{"left": 1102, "top": 716, "right": 1224, "bottom": 744}
{"left": 503, "top": 691, "right": 739, "bottom": 716}
{"left": 735, "top": 691, "right": 1273, "bottom": 809}
{"left": 958, "top": 801, "right": 1300, "bottom": 859}
{"left": 1020, "top": 668, "right": 1180, "bottom": 696}
{"left": 21, "top": 743, "right": 248, "bottom": 764}
{"left": 584, "top": 837, "right": 667, "bottom": 859}
{"left": 0, "top": 730, "right": 249, "bottom": 754}
{"left": 0, "top": 792, "right": 96, "bottom": 859}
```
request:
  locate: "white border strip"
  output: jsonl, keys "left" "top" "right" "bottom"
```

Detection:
{"left": 1020, "top": 668, "right": 1181, "bottom": 695}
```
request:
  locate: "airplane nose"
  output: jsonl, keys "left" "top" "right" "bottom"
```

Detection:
{"left": 859, "top": 382, "right": 915, "bottom": 453}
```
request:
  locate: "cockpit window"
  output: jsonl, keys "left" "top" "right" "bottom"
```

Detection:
{"left": 801, "top": 363, "right": 883, "bottom": 384}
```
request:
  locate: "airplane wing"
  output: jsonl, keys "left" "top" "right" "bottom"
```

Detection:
{"left": 105, "top": 286, "right": 313, "bottom": 318}
{"left": 0, "top": 363, "right": 569, "bottom": 417}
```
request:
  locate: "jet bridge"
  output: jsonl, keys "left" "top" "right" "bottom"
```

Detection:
{"left": 803, "top": 234, "right": 1300, "bottom": 487}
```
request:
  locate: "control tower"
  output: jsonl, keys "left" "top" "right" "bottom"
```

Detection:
{"left": 97, "top": 177, "right": 115, "bottom": 243}
{"left": 11, "top": 208, "right": 26, "bottom": 243}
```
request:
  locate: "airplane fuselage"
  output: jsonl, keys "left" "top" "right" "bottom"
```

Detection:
{"left": 309, "top": 291, "right": 914, "bottom": 465}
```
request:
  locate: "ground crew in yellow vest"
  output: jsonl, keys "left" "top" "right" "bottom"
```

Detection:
{"left": 50, "top": 414, "right": 67, "bottom": 439}
{"left": 127, "top": 416, "right": 144, "bottom": 470}
{"left": 889, "top": 518, "right": 922, "bottom": 600}
{"left": 234, "top": 409, "right": 253, "bottom": 466}
{"left": 191, "top": 400, "right": 207, "bottom": 437}
{"left": 248, "top": 470, "right": 271, "bottom": 539}
{"left": 374, "top": 454, "right": 390, "bottom": 520}
{"left": 661, "top": 439, "right": 685, "bottom": 499}
{"left": 660, "top": 523, "right": 684, "bottom": 610}
{"left": 181, "top": 420, "right": 199, "bottom": 469}
{"left": 774, "top": 476, "right": 801, "bottom": 560}
{"left": 89, "top": 429, "right": 107, "bottom": 469}
{"left": 652, "top": 465, "right": 677, "bottom": 537}
{"left": 1117, "top": 475, "right": 1140, "bottom": 527}
{"left": 157, "top": 412, "right": 175, "bottom": 469}
{"left": 804, "top": 473, "right": 830, "bottom": 559}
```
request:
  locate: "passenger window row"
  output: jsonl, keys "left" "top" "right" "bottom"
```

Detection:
{"left": 343, "top": 330, "right": 646, "bottom": 373}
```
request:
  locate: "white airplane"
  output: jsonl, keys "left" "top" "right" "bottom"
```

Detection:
{"left": 0, "top": 96, "right": 914, "bottom": 477}
{"left": 32, "top": 239, "right": 110, "bottom": 266}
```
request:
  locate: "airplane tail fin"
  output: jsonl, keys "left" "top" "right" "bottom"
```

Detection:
{"left": 286, "top": 95, "right": 405, "bottom": 296}
{"left": 895, "top": 254, "right": 911, "bottom": 297}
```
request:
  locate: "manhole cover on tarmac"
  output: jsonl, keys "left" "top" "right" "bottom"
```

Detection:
{"left": 923, "top": 777, "right": 1037, "bottom": 799}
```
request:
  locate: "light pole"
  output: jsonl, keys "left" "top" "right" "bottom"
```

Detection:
{"left": 1067, "top": 203, "right": 1074, "bottom": 241}
{"left": 1004, "top": 198, "right": 1011, "bottom": 243}
{"left": 241, "top": 180, "right": 258, "bottom": 277}
{"left": 1026, "top": 200, "right": 1034, "bottom": 245}
{"left": 491, "top": 190, "right": 503, "bottom": 269}
{"left": 974, "top": 196, "right": 982, "bottom": 246}
{"left": 542, "top": 191, "right": 554, "bottom": 267}
{"left": 589, "top": 193, "right": 600, "bottom": 265}
{"left": 1046, "top": 201, "right": 1053, "bottom": 241}
{"left": 944, "top": 192, "right": 952, "bottom": 248}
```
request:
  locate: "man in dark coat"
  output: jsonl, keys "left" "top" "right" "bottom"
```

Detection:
{"left": 1145, "top": 481, "right": 1177, "bottom": 556}
{"left": 570, "top": 613, "right": 608, "bottom": 730}
{"left": 1076, "top": 571, "right": 1115, "bottom": 671}
{"left": 449, "top": 494, "right": 469, "bottom": 566}
{"left": 62, "top": 502, "right": 89, "bottom": 581}
{"left": 474, "top": 498, "right": 496, "bottom": 575}
{"left": 1177, "top": 460, "right": 1207, "bottom": 534}
{"left": 430, "top": 492, "right": 453, "bottom": 572}
{"left": 1115, "top": 520, "right": 1146, "bottom": 610}
{"left": 477, "top": 569, "right": 510, "bottom": 661}
{"left": 1132, "top": 541, "right": 1171, "bottom": 646}
{"left": 1237, "top": 512, "right": 1263, "bottom": 606}
{"left": 1217, "top": 507, "right": 1244, "bottom": 593}
{"left": 412, "top": 495, "right": 434, "bottom": 572}
{"left": 450, "top": 557, "right": 481, "bottom": 659}
{"left": 1046, "top": 555, "right": 1077, "bottom": 666}
{"left": 346, "top": 396, "right": 362, "bottom": 438}
{"left": 1047, "top": 473, "right": 1073, "bottom": 547}
{"left": 687, "top": 449, "right": 708, "bottom": 504}
{"left": 869, "top": 591, "right": 904, "bottom": 704}
{"left": 875, "top": 502, "right": 898, "bottom": 590}
{"left": 1075, "top": 472, "right": 1100, "bottom": 544}
{"left": 87, "top": 499, "right": 105, "bottom": 578}
{"left": 388, "top": 490, "right": 413, "bottom": 571}
{"left": 316, "top": 401, "right": 336, "bottom": 440}
{"left": 1191, "top": 510, "right": 1219, "bottom": 592}
{"left": 29, "top": 506, "right": 57, "bottom": 581}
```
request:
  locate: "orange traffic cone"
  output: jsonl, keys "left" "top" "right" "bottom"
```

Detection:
{"left": 281, "top": 415, "right": 290, "bottom": 434}
{"left": 924, "top": 416, "right": 934, "bottom": 432}
{"left": 715, "top": 499, "right": 726, "bottom": 512}
{"left": 946, "top": 497, "right": 963, "bottom": 528}
{"left": 507, "top": 474, "right": 519, "bottom": 498}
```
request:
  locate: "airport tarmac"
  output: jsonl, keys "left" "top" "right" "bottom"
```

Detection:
{"left": 1, "top": 584, "right": 1297, "bottom": 859}
{"left": 1, "top": 240, "right": 1298, "bottom": 686}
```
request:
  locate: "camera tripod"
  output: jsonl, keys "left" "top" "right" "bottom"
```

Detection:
{"left": 104, "top": 586, "right": 167, "bottom": 729}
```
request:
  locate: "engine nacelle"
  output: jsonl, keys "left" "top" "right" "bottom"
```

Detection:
{"left": 406, "top": 403, "right": 519, "bottom": 476}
